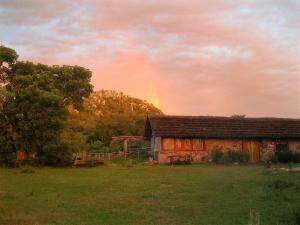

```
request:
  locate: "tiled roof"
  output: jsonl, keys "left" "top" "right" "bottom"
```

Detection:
{"left": 144, "top": 115, "right": 300, "bottom": 139}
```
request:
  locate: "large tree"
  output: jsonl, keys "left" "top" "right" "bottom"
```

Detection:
{"left": 0, "top": 45, "right": 93, "bottom": 165}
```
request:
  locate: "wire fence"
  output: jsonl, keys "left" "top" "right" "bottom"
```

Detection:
{"left": 73, "top": 147, "right": 153, "bottom": 162}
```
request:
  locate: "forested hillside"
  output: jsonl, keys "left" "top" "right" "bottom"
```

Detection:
{"left": 84, "top": 90, "right": 161, "bottom": 116}
{"left": 64, "top": 90, "right": 162, "bottom": 152}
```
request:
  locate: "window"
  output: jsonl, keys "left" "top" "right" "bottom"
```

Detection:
{"left": 192, "top": 139, "right": 204, "bottom": 150}
{"left": 183, "top": 139, "right": 192, "bottom": 150}
{"left": 162, "top": 138, "right": 174, "bottom": 150}
{"left": 175, "top": 139, "right": 182, "bottom": 150}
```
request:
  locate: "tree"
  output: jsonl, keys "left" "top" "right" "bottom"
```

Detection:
{"left": 0, "top": 45, "right": 18, "bottom": 83}
{"left": 51, "top": 65, "right": 93, "bottom": 110}
{"left": 0, "top": 45, "right": 93, "bottom": 165}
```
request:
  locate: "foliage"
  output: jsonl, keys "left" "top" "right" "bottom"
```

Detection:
{"left": 0, "top": 45, "right": 18, "bottom": 83}
{"left": 51, "top": 65, "right": 93, "bottom": 110}
{"left": 231, "top": 114, "right": 246, "bottom": 119}
{"left": 0, "top": 45, "right": 93, "bottom": 166}
{"left": 0, "top": 45, "right": 160, "bottom": 166}
{"left": 60, "top": 128, "right": 89, "bottom": 152}
{"left": 84, "top": 90, "right": 162, "bottom": 116}
{"left": 128, "top": 139, "right": 150, "bottom": 149}
{"left": 109, "top": 139, "right": 124, "bottom": 152}
{"left": 292, "top": 152, "right": 300, "bottom": 163}
{"left": 63, "top": 90, "right": 162, "bottom": 153}
{"left": 211, "top": 146, "right": 250, "bottom": 164}
{"left": 211, "top": 146, "right": 224, "bottom": 163}
{"left": 276, "top": 150, "right": 293, "bottom": 163}
{"left": 268, "top": 153, "right": 279, "bottom": 163}
{"left": 4, "top": 77, "right": 67, "bottom": 156}
{"left": 0, "top": 114, "right": 16, "bottom": 167}
{"left": 227, "top": 150, "right": 249, "bottom": 163}
{"left": 38, "top": 141, "right": 73, "bottom": 166}
{"left": 87, "top": 140, "right": 110, "bottom": 153}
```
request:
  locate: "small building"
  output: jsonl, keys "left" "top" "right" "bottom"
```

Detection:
{"left": 144, "top": 115, "right": 300, "bottom": 163}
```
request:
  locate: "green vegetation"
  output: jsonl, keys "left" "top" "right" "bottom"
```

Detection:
{"left": 0, "top": 45, "right": 93, "bottom": 166}
{"left": 269, "top": 151, "right": 300, "bottom": 164}
{"left": 64, "top": 90, "right": 162, "bottom": 152}
{"left": 1, "top": 165, "right": 300, "bottom": 225}
{"left": 211, "top": 146, "right": 249, "bottom": 163}
{"left": 0, "top": 45, "right": 161, "bottom": 166}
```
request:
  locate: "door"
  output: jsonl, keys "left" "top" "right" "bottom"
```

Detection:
{"left": 243, "top": 140, "right": 260, "bottom": 162}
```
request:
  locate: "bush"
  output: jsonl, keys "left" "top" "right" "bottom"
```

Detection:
{"left": 211, "top": 146, "right": 224, "bottom": 163}
{"left": 38, "top": 142, "right": 73, "bottom": 166}
{"left": 268, "top": 153, "right": 279, "bottom": 163}
{"left": 87, "top": 140, "right": 110, "bottom": 153}
{"left": 211, "top": 147, "right": 250, "bottom": 164}
{"left": 227, "top": 150, "right": 249, "bottom": 163}
{"left": 276, "top": 150, "right": 293, "bottom": 163}
{"left": 219, "top": 153, "right": 232, "bottom": 164}
{"left": 0, "top": 152, "right": 16, "bottom": 167}
{"left": 292, "top": 153, "right": 300, "bottom": 163}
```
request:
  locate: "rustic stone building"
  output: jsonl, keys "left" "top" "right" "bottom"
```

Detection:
{"left": 144, "top": 115, "right": 300, "bottom": 163}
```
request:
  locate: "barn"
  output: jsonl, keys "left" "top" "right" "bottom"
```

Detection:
{"left": 144, "top": 115, "right": 300, "bottom": 163}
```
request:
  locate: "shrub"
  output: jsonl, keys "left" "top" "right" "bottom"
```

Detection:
{"left": 38, "top": 142, "right": 73, "bottom": 166}
{"left": 276, "top": 150, "right": 293, "bottom": 163}
{"left": 87, "top": 140, "right": 110, "bottom": 153}
{"left": 292, "top": 153, "right": 300, "bottom": 163}
{"left": 0, "top": 152, "right": 16, "bottom": 167}
{"left": 227, "top": 150, "right": 249, "bottom": 163}
{"left": 211, "top": 146, "right": 224, "bottom": 163}
{"left": 219, "top": 153, "right": 232, "bottom": 164}
{"left": 268, "top": 153, "right": 279, "bottom": 163}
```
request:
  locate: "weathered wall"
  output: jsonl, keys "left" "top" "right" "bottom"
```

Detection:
{"left": 158, "top": 138, "right": 244, "bottom": 163}
{"left": 205, "top": 139, "right": 243, "bottom": 152}
{"left": 259, "top": 140, "right": 300, "bottom": 161}
{"left": 288, "top": 141, "right": 300, "bottom": 153}
{"left": 156, "top": 137, "right": 300, "bottom": 163}
{"left": 158, "top": 150, "right": 207, "bottom": 163}
{"left": 260, "top": 140, "right": 276, "bottom": 161}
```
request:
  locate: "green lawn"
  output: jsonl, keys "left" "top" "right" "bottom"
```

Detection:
{"left": 1, "top": 164, "right": 300, "bottom": 225}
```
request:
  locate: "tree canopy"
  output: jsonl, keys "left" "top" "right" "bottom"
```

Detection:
{"left": 0, "top": 45, "right": 93, "bottom": 165}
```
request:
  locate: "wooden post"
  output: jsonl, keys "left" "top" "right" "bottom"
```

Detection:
{"left": 124, "top": 139, "right": 128, "bottom": 160}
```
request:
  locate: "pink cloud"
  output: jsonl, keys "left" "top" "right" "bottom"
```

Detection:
{"left": 1, "top": 0, "right": 299, "bottom": 117}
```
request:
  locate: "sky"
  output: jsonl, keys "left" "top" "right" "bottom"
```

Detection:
{"left": 0, "top": 0, "right": 300, "bottom": 117}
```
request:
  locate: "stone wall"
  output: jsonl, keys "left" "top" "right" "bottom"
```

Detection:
{"left": 205, "top": 139, "right": 243, "bottom": 152}
{"left": 259, "top": 140, "right": 300, "bottom": 161}
{"left": 288, "top": 141, "right": 300, "bottom": 153}
{"left": 156, "top": 137, "right": 300, "bottom": 163}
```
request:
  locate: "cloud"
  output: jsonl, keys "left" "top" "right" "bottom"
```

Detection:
{"left": 0, "top": 0, "right": 299, "bottom": 117}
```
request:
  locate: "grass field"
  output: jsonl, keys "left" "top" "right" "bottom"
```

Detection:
{"left": 1, "top": 164, "right": 300, "bottom": 225}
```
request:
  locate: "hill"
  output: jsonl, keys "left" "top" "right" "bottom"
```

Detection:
{"left": 83, "top": 90, "right": 162, "bottom": 116}
{"left": 64, "top": 90, "right": 162, "bottom": 151}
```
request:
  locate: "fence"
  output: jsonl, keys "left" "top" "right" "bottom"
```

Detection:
{"left": 73, "top": 147, "right": 153, "bottom": 162}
